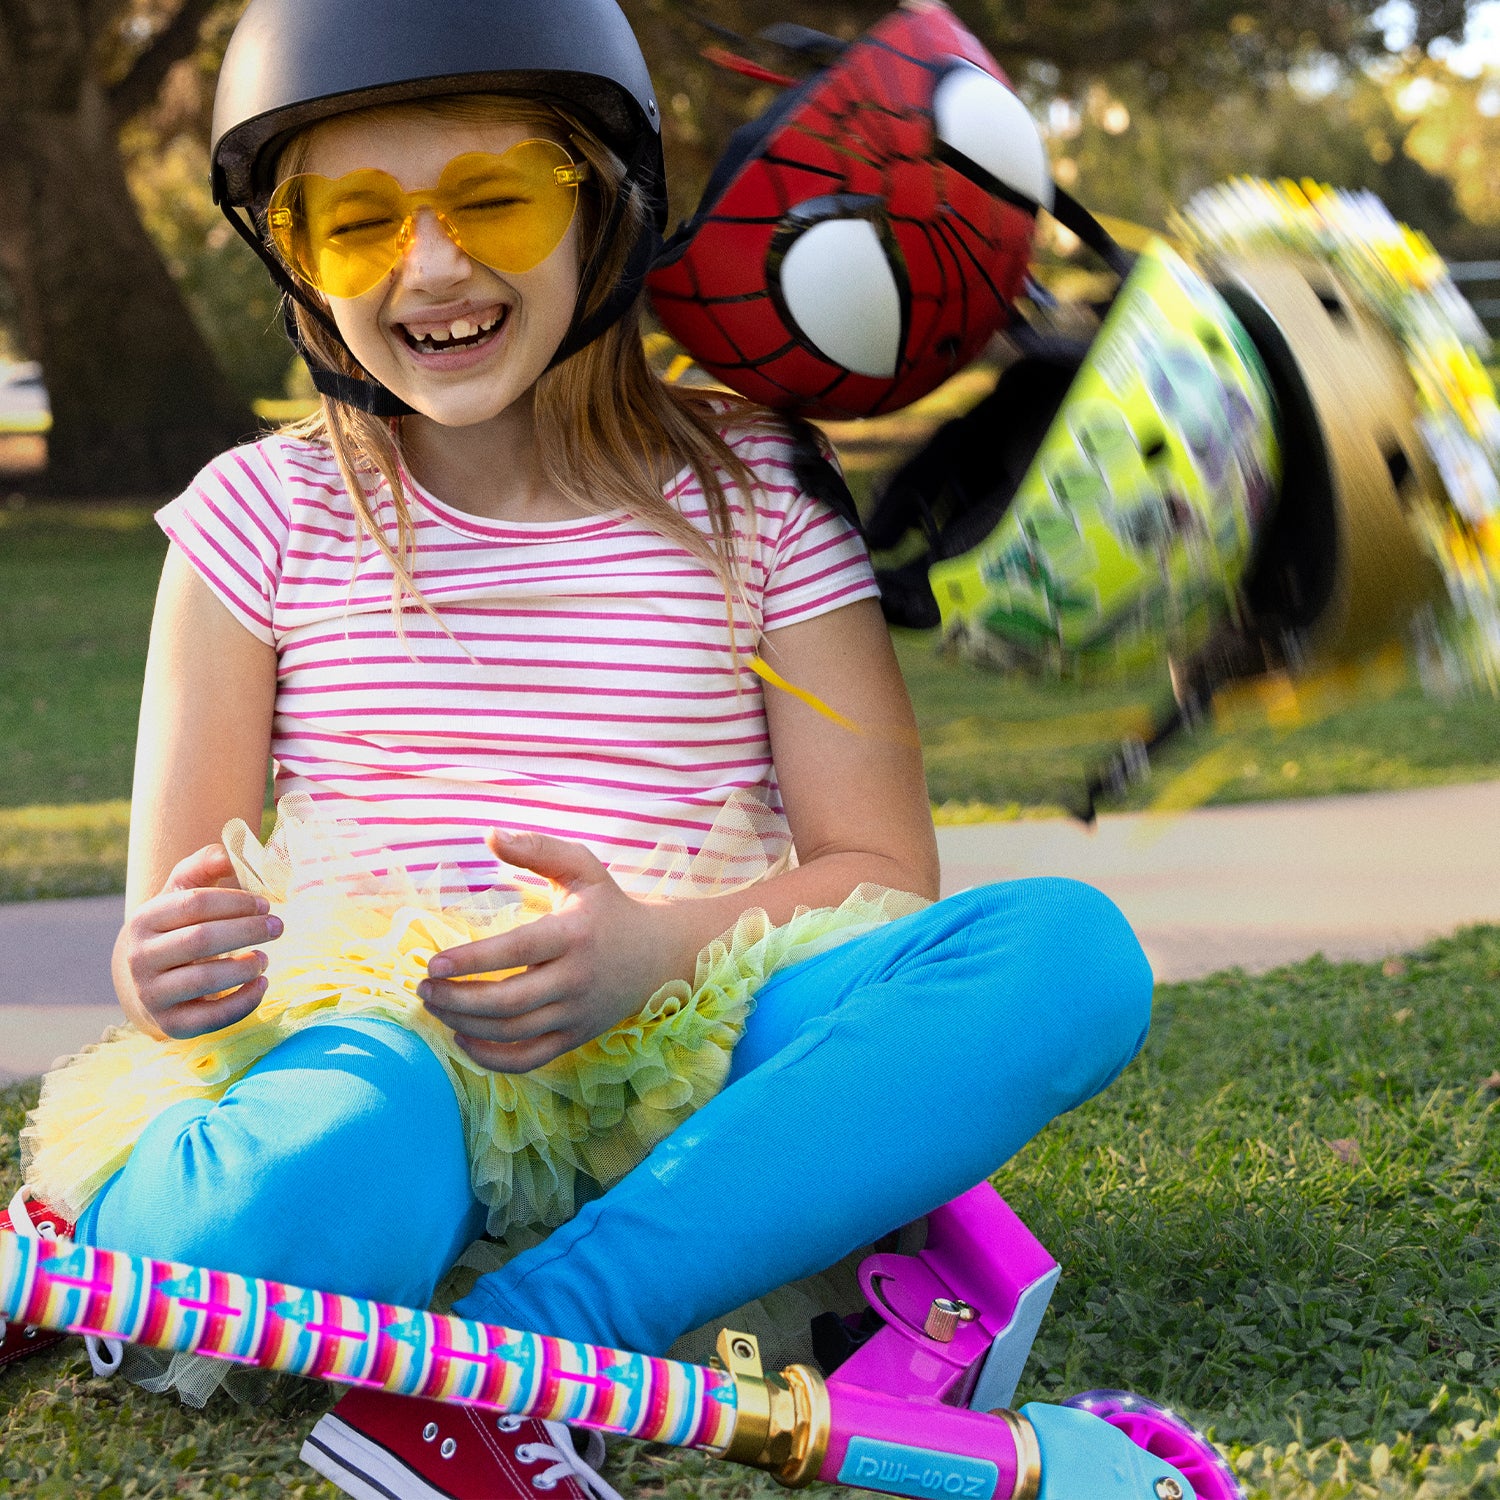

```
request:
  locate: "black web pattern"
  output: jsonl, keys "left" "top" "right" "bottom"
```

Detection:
{"left": 649, "top": 21, "right": 1032, "bottom": 417}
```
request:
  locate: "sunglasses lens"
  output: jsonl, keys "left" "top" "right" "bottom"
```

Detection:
{"left": 438, "top": 141, "right": 584, "bottom": 275}
{"left": 270, "top": 169, "right": 408, "bottom": 299}
{"left": 266, "top": 141, "right": 586, "bottom": 297}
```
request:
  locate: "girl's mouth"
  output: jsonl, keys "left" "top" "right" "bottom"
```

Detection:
{"left": 399, "top": 308, "right": 507, "bottom": 354}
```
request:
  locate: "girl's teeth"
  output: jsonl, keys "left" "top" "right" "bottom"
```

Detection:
{"left": 405, "top": 312, "right": 502, "bottom": 349}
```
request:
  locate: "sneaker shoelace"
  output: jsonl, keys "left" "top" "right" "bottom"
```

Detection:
{"left": 1, "top": 1186, "right": 123, "bottom": 1373}
{"left": 500, "top": 1414, "right": 623, "bottom": 1500}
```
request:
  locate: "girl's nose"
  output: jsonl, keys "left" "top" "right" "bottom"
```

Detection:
{"left": 398, "top": 207, "right": 470, "bottom": 287}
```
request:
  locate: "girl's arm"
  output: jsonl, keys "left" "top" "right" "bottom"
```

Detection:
{"left": 755, "top": 594, "right": 940, "bottom": 904}
{"left": 111, "top": 545, "right": 281, "bottom": 1038}
{"left": 421, "top": 597, "right": 940, "bottom": 1070}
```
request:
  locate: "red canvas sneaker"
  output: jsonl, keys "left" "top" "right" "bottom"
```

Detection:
{"left": 302, "top": 1386, "right": 624, "bottom": 1500}
{"left": 0, "top": 1187, "right": 75, "bottom": 1370}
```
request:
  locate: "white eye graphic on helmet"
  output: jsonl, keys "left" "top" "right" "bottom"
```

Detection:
{"left": 933, "top": 61, "right": 1054, "bottom": 213}
{"left": 768, "top": 195, "right": 908, "bottom": 379}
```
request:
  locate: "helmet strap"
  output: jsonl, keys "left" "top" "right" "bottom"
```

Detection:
{"left": 1049, "top": 188, "right": 1134, "bottom": 278}
{"left": 278, "top": 306, "right": 415, "bottom": 417}
{"left": 221, "top": 202, "right": 416, "bottom": 418}
{"left": 548, "top": 132, "right": 663, "bottom": 369}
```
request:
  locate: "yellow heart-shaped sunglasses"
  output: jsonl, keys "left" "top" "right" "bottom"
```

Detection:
{"left": 267, "top": 139, "right": 590, "bottom": 300}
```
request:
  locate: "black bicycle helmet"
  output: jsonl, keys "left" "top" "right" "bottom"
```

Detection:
{"left": 211, "top": 0, "right": 667, "bottom": 413}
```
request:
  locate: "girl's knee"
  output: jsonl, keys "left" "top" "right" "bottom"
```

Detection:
{"left": 963, "top": 877, "right": 1153, "bottom": 1078}
{"left": 83, "top": 1021, "right": 479, "bottom": 1302}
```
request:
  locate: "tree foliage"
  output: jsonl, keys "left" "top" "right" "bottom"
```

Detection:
{"left": 1402, "top": 66, "right": 1500, "bottom": 234}
{"left": 623, "top": 0, "right": 1479, "bottom": 219}
{"left": 1044, "top": 67, "right": 1464, "bottom": 247}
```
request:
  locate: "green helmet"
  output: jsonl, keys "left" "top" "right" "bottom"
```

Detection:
{"left": 870, "top": 239, "right": 1281, "bottom": 679}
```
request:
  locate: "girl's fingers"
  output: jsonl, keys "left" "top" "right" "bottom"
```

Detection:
{"left": 142, "top": 911, "right": 282, "bottom": 970}
{"left": 428, "top": 916, "right": 569, "bottom": 980}
{"left": 453, "top": 1029, "right": 576, "bottom": 1075}
{"left": 148, "top": 952, "right": 271, "bottom": 1019}
{"left": 151, "top": 977, "right": 269, "bottom": 1040}
{"left": 486, "top": 829, "right": 608, "bottom": 889}
{"left": 138, "top": 884, "right": 269, "bottom": 935}
{"left": 438, "top": 1002, "right": 576, "bottom": 1050}
{"left": 162, "top": 843, "right": 238, "bottom": 892}
{"left": 419, "top": 960, "right": 559, "bottom": 1020}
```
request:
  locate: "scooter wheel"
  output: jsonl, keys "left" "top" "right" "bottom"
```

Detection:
{"left": 1062, "top": 1390, "right": 1244, "bottom": 1500}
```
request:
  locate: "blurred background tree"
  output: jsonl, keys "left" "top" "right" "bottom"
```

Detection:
{"left": 0, "top": 0, "right": 1495, "bottom": 495}
{"left": 0, "top": 1, "right": 256, "bottom": 494}
{"left": 1399, "top": 61, "right": 1500, "bottom": 243}
{"left": 632, "top": 0, "right": 1477, "bottom": 232}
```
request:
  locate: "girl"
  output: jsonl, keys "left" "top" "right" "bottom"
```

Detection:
{"left": 12, "top": 1, "right": 1154, "bottom": 1494}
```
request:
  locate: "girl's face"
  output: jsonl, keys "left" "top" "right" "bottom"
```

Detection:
{"left": 297, "top": 108, "right": 584, "bottom": 430}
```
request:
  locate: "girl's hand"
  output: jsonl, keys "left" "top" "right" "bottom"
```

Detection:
{"left": 418, "top": 830, "right": 698, "bottom": 1073}
{"left": 114, "top": 843, "right": 282, "bottom": 1040}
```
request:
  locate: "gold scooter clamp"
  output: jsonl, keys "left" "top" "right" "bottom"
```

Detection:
{"left": 712, "top": 1328, "right": 832, "bottom": 1486}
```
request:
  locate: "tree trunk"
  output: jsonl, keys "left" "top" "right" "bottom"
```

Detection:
{"left": 0, "top": 1, "right": 256, "bottom": 497}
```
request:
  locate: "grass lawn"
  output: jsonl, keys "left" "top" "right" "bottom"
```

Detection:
{"left": 894, "top": 633, "right": 1500, "bottom": 819}
{"left": 3, "top": 501, "right": 1500, "bottom": 898}
{"left": 0, "top": 504, "right": 163, "bottom": 813}
{"left": 4, "top": 927, "right": 1500, "bottom": 1497}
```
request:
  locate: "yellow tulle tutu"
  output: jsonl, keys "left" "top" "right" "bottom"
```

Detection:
{"left": 22, "top": 793, "right": 926, "bottom": 1234}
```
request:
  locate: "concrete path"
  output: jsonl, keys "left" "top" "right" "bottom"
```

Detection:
{"left": 2, "top": 779, "right": 1498, "bottom": 1085}
{"left": 0, "top": 895, "right": 125, "bottom": 1086}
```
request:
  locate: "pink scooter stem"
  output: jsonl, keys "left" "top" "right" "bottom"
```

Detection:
{"left": 718, "top": 1182, "right": 1057, "bottom": 1498}
{"left": 828, "top": 1182, "right": 1060, "bottom": 1410}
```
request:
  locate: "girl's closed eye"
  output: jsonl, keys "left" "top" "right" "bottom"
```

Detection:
{"left": 453, "top": 194, "right": 528, "bottom": 214}
{"left": 327, "top": 213, "right": 401, "bottom": 239}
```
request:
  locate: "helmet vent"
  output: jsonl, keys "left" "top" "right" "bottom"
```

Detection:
{"left": 1316, "top": 288, "right": 1348, "bottom": 322}
{"left": 1384, "top": 443, "right": 1415, "bottom": 505}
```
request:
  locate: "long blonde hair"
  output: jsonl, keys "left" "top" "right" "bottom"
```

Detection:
{"left": 275, "top": 94, "right": 764, "bottom": 644}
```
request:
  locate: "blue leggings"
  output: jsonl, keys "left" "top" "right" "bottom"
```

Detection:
{"left": 78, "top": 879, "right": 1152, "bottom": 1356}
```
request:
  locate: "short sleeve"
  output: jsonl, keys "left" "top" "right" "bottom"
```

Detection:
{"left": 155, "top": 440, "right": 292, "bottom": 646}
{"left": 759, "top": 440, "right": 879, "bottom": 632}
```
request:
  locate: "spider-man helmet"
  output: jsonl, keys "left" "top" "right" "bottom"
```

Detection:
{"left": 647, "top": 0, "right": 1051, "bottom": 419}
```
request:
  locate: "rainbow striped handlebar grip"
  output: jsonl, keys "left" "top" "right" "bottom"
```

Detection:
{"left": 1, "top": 1229, "right": 1042, "bottom": 1499}
{"left": 0, "top": 1229, "right": 735, "bottom": 1448}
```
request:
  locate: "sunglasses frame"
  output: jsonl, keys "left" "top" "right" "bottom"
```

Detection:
{"left": 267, "top": 140, "right": 592, "bottom": 299}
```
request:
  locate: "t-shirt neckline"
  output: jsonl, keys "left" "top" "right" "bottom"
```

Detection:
{"left": 399, "top": 458, "right": 695, "bottom": 542}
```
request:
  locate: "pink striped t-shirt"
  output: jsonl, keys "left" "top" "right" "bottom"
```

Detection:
{"left": 156, "top": 419, "right": 878, "bottom": 892}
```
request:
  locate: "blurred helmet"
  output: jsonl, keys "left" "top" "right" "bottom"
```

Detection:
{"left": 868, "top": 238, "right": 1281, "bottom": 678}
{"left": 646, "top": 0, "right": 1051, "bottom": 419}
{"left": 210, "top": 0, "right": 667, "bottom": 406}
{"left": 1213, "top": 254, "right": 1447, "bottom": 662}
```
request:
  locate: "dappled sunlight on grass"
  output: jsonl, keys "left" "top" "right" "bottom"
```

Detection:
{"left": 995, "top": 926, "right": 1500, "bottom": 1497}
{"left": 0, "top": 800, "right": 130, "bottom": 901}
